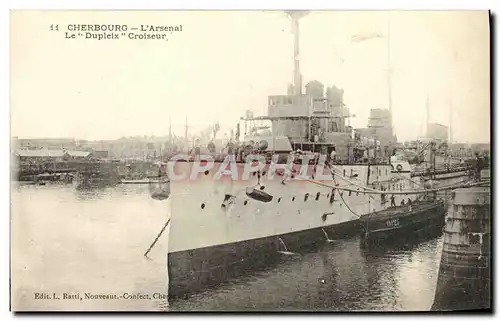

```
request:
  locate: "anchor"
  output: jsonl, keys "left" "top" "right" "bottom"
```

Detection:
{"left": 277, "top": 237, "right": 295, "bottom": 256}
{"left": 321, "top": 228, "right": 334, "bottom": 243}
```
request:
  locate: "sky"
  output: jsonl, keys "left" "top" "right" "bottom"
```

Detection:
{"left": 10, "top": 10, "right": 490, "bottom": 143}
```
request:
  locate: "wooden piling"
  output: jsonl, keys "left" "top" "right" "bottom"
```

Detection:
{"left": 431, "top": 169, "right": 491, "bottom": 311}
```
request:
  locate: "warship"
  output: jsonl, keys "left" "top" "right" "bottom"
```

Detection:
{"left": 146, "top": 12, "right": 473, "bottom": 299}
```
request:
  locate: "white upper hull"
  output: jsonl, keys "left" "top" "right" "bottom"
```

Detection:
{"left": 166, "top": 160, "right": 444, "bottom": 253}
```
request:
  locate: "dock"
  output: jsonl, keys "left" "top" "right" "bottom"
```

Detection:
{"left": 431, "top": 169, "right": 491, "bottom": 311}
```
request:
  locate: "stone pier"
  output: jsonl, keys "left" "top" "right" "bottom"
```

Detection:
{"left": 431, "top": 169, "right": 491, "bottom": 311}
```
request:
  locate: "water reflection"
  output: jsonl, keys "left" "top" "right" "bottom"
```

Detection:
{"left": 73, "top": 186, "right": 110, "bottom": 201}
{"left": 360, "top": 227, "right": 443, "bottom": 259}
{"left": 170, "top": 233, "right": 443, "bottom": 311}
{"left": 12, "top": 183, "right": 443, "bottom": 311}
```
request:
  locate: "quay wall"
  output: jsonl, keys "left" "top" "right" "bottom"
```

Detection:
{"left": 431, "top": 170, "right": 490, "bottom": 311}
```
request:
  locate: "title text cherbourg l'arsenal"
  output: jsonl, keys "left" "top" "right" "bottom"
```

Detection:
{"left": 64, "top": 24, "right": 183, "bottom": 40}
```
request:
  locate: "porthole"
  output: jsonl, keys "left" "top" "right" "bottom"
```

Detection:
{"left": 201, "top": 203, "right": 205, "bottom": 209}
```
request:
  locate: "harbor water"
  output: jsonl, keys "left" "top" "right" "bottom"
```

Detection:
{"left": 12, "top": 183, "right": 447, "bottom": 311}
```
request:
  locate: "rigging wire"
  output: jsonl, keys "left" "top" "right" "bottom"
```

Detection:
{"left": 308, "top": 163, "right": 489, "bottom": 195}
{"left": 308, "top": 175, "right": 488, "bottom": 195}
{"left": 330, "top": 168, "right": 363, "bottom": 218}
{"left": 307, "top": 162, "right": 488, "bottom": 219}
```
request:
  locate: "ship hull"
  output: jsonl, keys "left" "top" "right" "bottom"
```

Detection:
{"left": 167, "top": 218, "right": 363, "bottom": 300}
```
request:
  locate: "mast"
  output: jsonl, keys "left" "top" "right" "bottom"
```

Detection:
{"left": 449, "top": 101, "right": 453, "bottom": 144}
{"left": 169, "top": 116, "right": 172, "bottom": 152}
{"left": 285, "top": 11, "right": 308, "bottom": 96}
{"left": 432, "top": 141, "right": 436, "bottom": 180}
{"left": 386, "top": 13, "right": 394, "bottom": 137}
{"left": 184, "top": 116, "right": 188, "bottom": 151}
{"left": 426, "top": 96, "right": 430, "bottom": 136}
{"left": 169, "top": 116, "right": 172, "bottom": 143}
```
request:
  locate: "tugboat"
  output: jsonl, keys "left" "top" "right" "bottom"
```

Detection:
{"left": 361, "top": 197, "right": 446, "bottom": 241}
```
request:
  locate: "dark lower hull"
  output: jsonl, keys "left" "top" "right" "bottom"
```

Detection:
{"left": 360, "top": 222, "right": 444, "bottom": 255}
{"left": 167, "top": 219, "right": 364, "bottom": 301}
